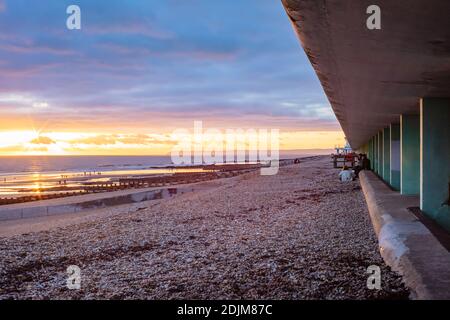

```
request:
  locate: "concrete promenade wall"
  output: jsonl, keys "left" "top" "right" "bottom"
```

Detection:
{"left": 0, "top": 188, "right": 179, "bottom": 222}
{"left": 360, "top": 170, "right": 450, "bottom": 299}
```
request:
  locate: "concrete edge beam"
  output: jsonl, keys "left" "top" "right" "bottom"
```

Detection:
{"left": 359, "top": 170, "right": 450, "bottom": 300}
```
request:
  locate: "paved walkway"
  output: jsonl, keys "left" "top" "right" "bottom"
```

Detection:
{"left": 360, "top": 171, "right": 450, "bottom": 299}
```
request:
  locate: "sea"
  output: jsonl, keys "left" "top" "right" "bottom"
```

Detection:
{"left": 0, "top": 156, "right": 176, "bottom": 198}
{"left": 0, "top": 150, "right": 331, "bottom": 198}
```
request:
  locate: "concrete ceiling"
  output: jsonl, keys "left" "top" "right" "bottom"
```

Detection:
{"left": 282, "top": 0, "right": 450, "bottom": 148}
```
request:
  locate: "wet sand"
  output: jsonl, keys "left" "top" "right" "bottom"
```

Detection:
{"left": 0, "top": 156, "right": 409, "bottom": 299}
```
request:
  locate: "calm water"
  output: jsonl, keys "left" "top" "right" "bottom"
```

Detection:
{"left": 0, "top": 156, "right": 179, "bottom": 197}
{"left": 0, "top": 156, "right": 172, "bottom": 174}
{"left": 0, "top": 151, "right": 330, "bottom": 198}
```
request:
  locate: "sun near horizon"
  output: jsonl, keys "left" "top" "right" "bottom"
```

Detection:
{"left": 0, "top": 128, "right": 344, "bottom": 156}
{"left": 0, "top": 0, "right": 345, "bottom": 157}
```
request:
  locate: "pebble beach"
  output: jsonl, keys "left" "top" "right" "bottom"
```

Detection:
{"left": 0, "top": 156, "right": 409, "bottom": 299}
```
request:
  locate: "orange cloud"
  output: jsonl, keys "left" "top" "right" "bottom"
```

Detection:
{"left": 0, "top": 129, "right": 346, "bottom": 156}
{"left": 70, "top": 134, "right": 175, "bottom": 146}
{"left": 0, "top": 144, "right": 48, "bottom": 154}
{"left": 30, "top": 136, "right": 55, "bottom": 145}
{"left": 73, "top": 135, "right": 118, "bottom": 145}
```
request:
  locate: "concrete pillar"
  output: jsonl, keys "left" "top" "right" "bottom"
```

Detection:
{"left": 383, "top": 127, "right": 390, "bottom": 184}
{"left": 369, "top": 137, "right": 375, "bottom": 170}
{"left": 400, "top": 114, "right": 420, "bottom": 195}
{"left": 370, "top": 137, "right": 375, "bottom": 170}
{"left": 390, "top": 123, "right": 401, "bottom": 191}
{"left": 420, "top": 98, "right": 450, "bottom": 231}
{"left": 378, "top": 131, "right": 383, "bottom": 175}
{"left": 374, "top": 134, "right": 378, "bottom": 174}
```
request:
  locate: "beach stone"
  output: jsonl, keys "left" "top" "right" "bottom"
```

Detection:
{"left": 0, "top": 156, "right": 409, "bottom": 299}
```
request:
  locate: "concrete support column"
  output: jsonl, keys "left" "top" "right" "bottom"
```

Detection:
{"left": 378, "top": 131, "right": 383, "bottom": 175}
{"left": 401, "top": 114, "right": 420, "bottom": 195}
{"left": 371, "top": 137, "right": 374, "bottom": 171}
{"left": 420, "top": 98, "right": 450, "bottom": 231}
{"left": 371, "top": 137, "right": 374, "bottom": 170}
{"left": 390, "top": 123, "right": 401, "bottom": 191}
{"left": 383, "top": 127, "right": 390, "bottom": 184}
{"left": 374, "top": 134, "right": 378, "bottom": 174}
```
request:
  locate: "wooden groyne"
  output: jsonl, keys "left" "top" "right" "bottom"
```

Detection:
{"left": 0, "top": 191, "right": 89, "bottom": 205}
{"left": 0, "top": 165, "right": 260, "bottom": 206}
{"left": 0, "top": 159, "right": 301, "bottom": 206}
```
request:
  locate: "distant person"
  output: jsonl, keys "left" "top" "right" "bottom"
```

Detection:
{"left": 362, "top": 155, "right": 371, "bottom": 170}
{"left": 339, "top": 166, "right": 355, "bottom": 182}
{"left": 353, "top": 164, "right": 362, "bottom": 178}
{"left": 353, "top": 154, "right": 364, "bottom": 177}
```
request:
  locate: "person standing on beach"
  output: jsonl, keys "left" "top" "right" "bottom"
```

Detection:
{"left": 362, "top": 154, "right": 371, "bottom": 170}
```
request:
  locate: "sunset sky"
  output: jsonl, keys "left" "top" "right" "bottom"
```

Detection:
{"left": 0, "top": 0, "right": 344, "bottom": 155}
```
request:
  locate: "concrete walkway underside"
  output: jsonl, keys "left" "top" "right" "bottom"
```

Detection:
{"left": 360, "top": 171, "right": 450, "bottom": 299}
